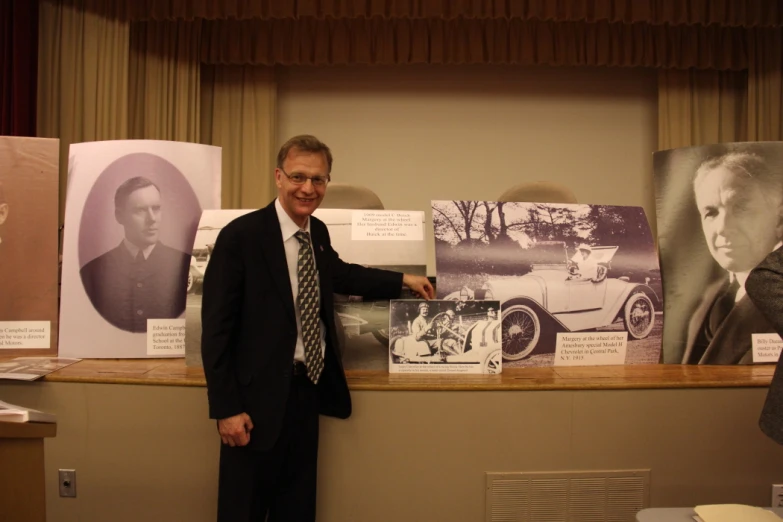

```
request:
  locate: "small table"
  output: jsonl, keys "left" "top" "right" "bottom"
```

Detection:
{"left": 637, "top": 507, "right": 783, "bottom": 521}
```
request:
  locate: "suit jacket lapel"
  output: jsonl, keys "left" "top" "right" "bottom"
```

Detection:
{"left": 701, "top": 294, "right": 775, "bottom": 364}
{"left": 260, "top": 203, "right": 296, "bottom": 323}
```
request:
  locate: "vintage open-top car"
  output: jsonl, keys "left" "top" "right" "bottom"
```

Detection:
{"left": 443, "top": 241, "right": 659, "bottom": 361}
{"left": 389, "top": 309, "right": 502, "bottom": 373}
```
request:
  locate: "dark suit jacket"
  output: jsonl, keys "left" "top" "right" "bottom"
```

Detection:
{"left": 682, "top": 275, "right": 776, "bottom": 365}
{"left": 746, "top": 245, "right": 783, "bottom": 445}
{"left": 80, "top": 241, "right": 191, "bottom": 333}
{"left": 200, "top": 201, "right": 403, "bottom": 451}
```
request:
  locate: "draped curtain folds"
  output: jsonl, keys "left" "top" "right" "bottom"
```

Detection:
{"left": 748, "top": 28, "right": 783, "bottom": 141}
{"left": 199, "top": 17, "right": 750, "bottom": 69}
{"left": 53, "top": 0, "right": 783, "bottom": 26}
{"left": 201, "top": 65, "right": 278, "bottom": 209}
{"left": 34, "top": 0, "right": 783, "bottom": 218}
{"left": 657, "top": 69, "right": 748, "bottom": 150}
{"left": 0, "top": 0, "right": 38, "bottom": 136}
{"left": 37, "top": 0, "right": 129, "bottom": 224}
{"left": 129, "top": 20, "right": 203, "bottom": 142}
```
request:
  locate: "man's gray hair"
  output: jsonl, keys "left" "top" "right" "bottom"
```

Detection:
{"left": 694, "top": 151, "right": 783, "bottom": 198}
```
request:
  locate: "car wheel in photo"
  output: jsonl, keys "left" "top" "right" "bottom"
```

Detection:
{"left": 372, "top": 328, "right": 389, "bottom": 346}
{"left": 624, "top": 292, "right": 654, "bottom": 340}
{"left": 501, "top": 301, "right": 541, "bottom": 361}
{"left": 482, "top": 348, "right": 502, "bottom": 374}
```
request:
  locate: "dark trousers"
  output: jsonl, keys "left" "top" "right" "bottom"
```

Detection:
{"left": 217, "top": 374, "right": 320, "bottom": 522}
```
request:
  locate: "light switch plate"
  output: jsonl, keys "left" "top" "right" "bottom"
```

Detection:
{"left": 58, "top": 469, "right": 76, "bottom": 497}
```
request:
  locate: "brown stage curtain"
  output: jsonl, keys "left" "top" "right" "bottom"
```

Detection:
{"left": 37, "top": 0, "right": 130, "bottom": 225}
{"left": 200, "top": 17, "right": 749, "bottom": 69}
{"left": 200, "top": 65, "right": 278, "bottom": 209}
{"left": 129, "top": 20, "right": 202, "bottom": 142}
{"left": 58, "top": 0, "right": 783, "bottom": 26}
{"left": 657, "top": 69, "right": 748, "bottom": 150}
{"left": 748, "top": 27, "right": 783, "bottom": 141}
{"left": 0, "top": 0, "right": 38, "bottom": 136}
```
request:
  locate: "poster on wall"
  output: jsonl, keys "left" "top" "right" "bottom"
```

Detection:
{"left": 185, "top": 207, "right": 427, "bottom": 370}
{"left": 653, "top": 141, "right": 783, "bottom": 365}
{"left": 432, "top": 200, "right": 663, "bottom": 368}
{"left": 389, "top": 299, "right": 502, "bottom": 374}
{"left": 0, "top": 137, "right": 60, "bottom": 355}
{"left": 58, "top": 140, "right": 221, "bottom": 358}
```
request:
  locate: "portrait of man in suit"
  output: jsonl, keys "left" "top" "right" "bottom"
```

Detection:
{"left": 200, "top": 135, "right": 434, "bottom": 521}
{"left": 682, "top": 151, "right": 783, "bottom": 364}
{"left": 80, "top": 175, "right": 192, "bottom": 334}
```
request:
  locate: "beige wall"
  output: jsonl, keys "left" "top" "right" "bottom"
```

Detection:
{"left": 1, "top": 381, "right": 783, "bottom": 521}
{"left": 277, "top": 64, "right": 658, "bottom": 273}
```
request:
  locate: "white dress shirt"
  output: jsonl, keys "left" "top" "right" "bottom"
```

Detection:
{"left": 122, "top": 238, "right": 156, "bottom": 260}
{"left": 275, "top": 198, "right": 327, "bottom": 363}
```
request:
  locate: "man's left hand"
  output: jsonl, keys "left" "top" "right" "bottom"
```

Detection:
{"left": 403, "top": 274, "right": 435, "bottom": 300}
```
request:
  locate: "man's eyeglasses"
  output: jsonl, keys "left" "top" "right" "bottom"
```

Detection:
{"left": 279, "top": 168, "right": 330, "bottom": 187}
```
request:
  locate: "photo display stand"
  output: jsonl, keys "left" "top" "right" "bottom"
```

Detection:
{"left": 432, "top": 200, "right": 663, "bottom": 369}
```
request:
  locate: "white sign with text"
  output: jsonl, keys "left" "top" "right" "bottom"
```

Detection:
{"left": 352, "top": 210, "right": 424, "bottom": 241}
{"left": 554, "top": 332, "right": 627, "bottom": 366}
{"left": 0, "top": 322, "right": 51, "bottom": 349}
{"left": 752, "top": 333, "right": 783, "bottom": 363}
{"left": 147, "top": 319, "right": 186, "bottom": 356}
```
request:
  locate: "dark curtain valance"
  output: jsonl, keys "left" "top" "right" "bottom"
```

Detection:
{"left": 54, "top": 0, "right": 783, "bottom": 26}
{"left": 197, "top": 17, "right": 749, "bottom": 69}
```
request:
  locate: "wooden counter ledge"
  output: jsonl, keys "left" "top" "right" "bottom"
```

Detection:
{"left": 1, "top": 358, "right": 773, "bottom": 391}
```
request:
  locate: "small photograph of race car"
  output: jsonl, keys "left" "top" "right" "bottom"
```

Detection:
{"left": 442, "top": 240, "right": 661, "bottom": 366}
{"left": 388, "top": 299, "right": 502, "bottom": 374}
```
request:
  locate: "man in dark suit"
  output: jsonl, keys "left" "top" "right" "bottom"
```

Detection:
{"left": 200, "top": 135, "right": 434, "bottom": 521}
{"left": 747, "top": 245, "right": 783, "bottom": 444}
{"left": 682, "top": 151, "right": 783, "bottom": 364}
{"left": 80, "top": 176, "right": 191, "bottom": 333}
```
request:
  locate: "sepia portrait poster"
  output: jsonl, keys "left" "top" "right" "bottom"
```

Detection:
{"left": 0, "top": 137, "right": 60, "bottom": 355}
{"left": 653, "top": 141, "right": 783, "bottom": 365}
{"left": 185, "top": 207, "right": 427, "bottom": 371}
{"left": 433, "top": 200, "right": 663, "bottom": 368}
{"left": 59, "top": 140, "right": 221, "bottom": 358}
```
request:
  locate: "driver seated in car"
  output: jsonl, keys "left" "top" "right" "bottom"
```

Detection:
{"left": 568, "top": 243, "right": 599, "bottom": 281}
{"left": 430, "top": 309, "right": 461, "bottom": 357}
{"left": 411, "top": 302, "right": 432, "bottom": 341}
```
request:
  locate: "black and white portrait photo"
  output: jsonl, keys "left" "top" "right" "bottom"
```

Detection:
{"left": 433, "top": 200, "right": 663, "bottom": 368}
{"left": 653, "top": 141, "right": 783, "bottom": 365}
{"left": 79, "top": 176, "right": 192, "bottom": 333}
{"left": 59, "top": 140, "right": 221, "bottom": 358}
{"left": 389, "top": 299, "right": 502, "bottom": 374}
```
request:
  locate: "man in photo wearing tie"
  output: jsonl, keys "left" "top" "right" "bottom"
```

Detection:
{"left": 682, "top": 151, "right": 783, "bottom": 364}
{"left": 79, "top": 176, "right": 192, "bottom": 333}
{"left": 200, "top": 135, "right": 434, "bottom": 521}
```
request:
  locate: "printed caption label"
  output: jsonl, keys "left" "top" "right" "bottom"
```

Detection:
{"left": 554, "top": 332, "right": 627, "bottom": 366}
{"left": 147, "top": 319, "right": 186, "bottom": 356}
{"left": 352, "top": 211, "right": 423, "bottom": 241}
{"left": 752, "top": 333, "right": 783, "bottom": 363}
{"left": 0, "top": 321, "right": 51, "bottom": 349}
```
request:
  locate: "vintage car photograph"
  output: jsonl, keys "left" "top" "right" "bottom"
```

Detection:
{"left": 388, "top": 299, "right": 502, "bottom": 374}
{"left": 433, "top": 200, "right": 664, "bottom": 368}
